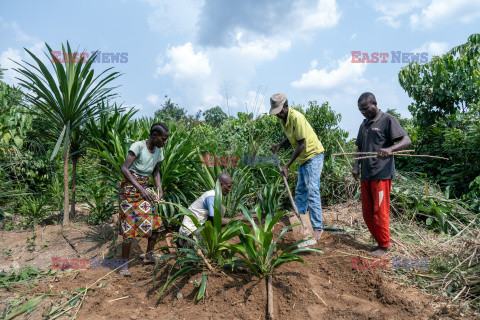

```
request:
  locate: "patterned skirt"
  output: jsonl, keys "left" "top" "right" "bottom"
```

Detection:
{"left": 118, "top": 172, "right": 162, "bottom": 240}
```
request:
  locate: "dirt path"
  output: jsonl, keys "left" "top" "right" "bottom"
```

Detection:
{"left": 0, "top": 203, "right": 465, "bottom": 319}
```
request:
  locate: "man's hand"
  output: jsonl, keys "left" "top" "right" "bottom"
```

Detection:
{"left": 351, "top": 167, "right": 360, "bottom": 180}
{"left": 280, "top": 165, "right": 289, "bottom": 177}
{"left": 377, "top": 148, "right": 392, "bottom": 158}
{"left": 270, "top": 144, "right": 281, "bottom": 154}
{"left": 139, "top": 187, "right": 154, "bottom": 202}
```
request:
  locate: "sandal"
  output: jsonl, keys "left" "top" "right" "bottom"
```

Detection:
{"left": 142, "top": 252, "right": 160, "bottom": 265}
{"left": 118, "top": 268, "right": 131, "bottom": 276}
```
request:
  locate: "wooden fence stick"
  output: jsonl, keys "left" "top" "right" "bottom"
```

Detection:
{"left": 331, "top": 150, "right": 415, "bottom": 156}
{"left": 354, "top": 154, "right": 449, "bottom": 161}
{"left": 267, "top": 275, "right": 274, "bottom": 320}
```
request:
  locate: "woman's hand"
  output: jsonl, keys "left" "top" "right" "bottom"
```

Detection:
{"left": 157, "top": 189, "right": 163, "bottom": 201}
{"left": 139, "top": 187, "right": 154, "bottom": 202}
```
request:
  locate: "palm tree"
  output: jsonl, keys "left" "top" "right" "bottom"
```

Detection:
{"left": 13, "top": 42, "right": 121, "bottom": 227}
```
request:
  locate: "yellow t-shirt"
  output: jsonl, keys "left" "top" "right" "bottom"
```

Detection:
{"left": 279, "top": 108, "right": 324, "bottom": 165}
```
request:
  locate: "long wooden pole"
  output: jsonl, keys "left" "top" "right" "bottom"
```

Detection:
{"left": 274, "top": 154, "right": 306, "bottom": 228}
{"left": 331, "top": 149, "right": 415, "bottom": 156}
{"left": 267, "top": 275, "right": 274, "bottom": 319}
{"left": 354, "top": 154, "right": 449, "bottom": 160}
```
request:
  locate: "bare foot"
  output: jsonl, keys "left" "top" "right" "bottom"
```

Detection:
{"left": 314, "top": 229, "right": 323, "bottom": 241}
{"left": 369, "top": 246, "right": 390, "bottom": 258}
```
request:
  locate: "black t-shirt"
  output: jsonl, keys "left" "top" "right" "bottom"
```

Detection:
{"left": 355, "top": 111, "right": 407, "bottom": 181}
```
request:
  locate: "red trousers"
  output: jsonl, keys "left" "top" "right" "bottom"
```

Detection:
{"left": 361, "top": 179, "right": 391, "bottom": 248}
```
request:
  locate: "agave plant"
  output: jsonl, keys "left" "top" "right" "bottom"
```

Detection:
{"left": 256, "top": 177, "right": 285, "bottom": 217}
{"left": 235, "top": 205, "right": 323, "bottom": 278}
{"left": 84, "top": 182, "right": 116, "bottom": 225}
{"left": 20, "top": 195, "right": 50, "bottom": 226}
{"left": 155, "top": 180, "right": 244, "bottom": 301}
{"left": 155, "top": 122, "right": 200, "bottom": 222}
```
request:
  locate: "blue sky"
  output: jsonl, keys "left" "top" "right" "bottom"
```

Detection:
{"left": 1, "top": 0, "right": 479, "bottom": 136}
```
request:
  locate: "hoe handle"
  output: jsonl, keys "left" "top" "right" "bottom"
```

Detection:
{"left": 274, "top": 153, "right": 302, "bottom": 222}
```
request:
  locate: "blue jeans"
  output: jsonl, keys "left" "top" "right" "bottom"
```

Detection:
{"left": 294, "top": 153, "right": 324, "bottom": 230}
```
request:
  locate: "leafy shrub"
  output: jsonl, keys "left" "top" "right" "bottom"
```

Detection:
{"left": 19, "top": 195, "right": 50, "bottom": 226}
{"left": 85, "top": 183, "right": 116, "bottom": 225}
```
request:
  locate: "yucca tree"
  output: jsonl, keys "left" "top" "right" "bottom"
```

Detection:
{"left": 13, "top": 42, "right": 121, "bottom": 227}
{"left": 86, "top": 103, "right": 137, "bottom": 180}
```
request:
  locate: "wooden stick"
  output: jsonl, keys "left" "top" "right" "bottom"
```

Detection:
{"left": 108, "top": 296, "right": 130, "bottom": 303}
{"left": 331, "top": 150, "right": 415, "bottom": 156}
{"left": 72, "top": 286, "right": 88, "bottom": 319}
{"left": 197, "top": 248, "right": 214, "bottom": 272}
{"left": 354, "top": 154, "right": 449, "bottom": 160}
{"left": 312, "top": 289, "right": 328, "bottom": 306}
{"left": 52, "top": 257, "right": 136, "bottom": 318}
{"left": 274, "top": 154, "right": 305, "bottom": 228}
{"left": 62, "top": 232, "right": 79, "bottom": 255}
{"left": 267, "top": 275, "right": 274, "bottom": 320}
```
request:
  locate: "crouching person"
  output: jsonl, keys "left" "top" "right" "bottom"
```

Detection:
{"left": 177, "top": 172, "right": 251, "bottom": 248}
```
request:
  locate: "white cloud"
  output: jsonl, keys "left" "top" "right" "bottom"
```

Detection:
{"left": 0, "top": 20, "right": 46, "bottom": 85}
{"left": 292, "top": 0, "right": 340, "bottom": 34}
{"left": 155, "top": 42, "right": 223, "bottom": 109}
{"left": 150, "top": 0, "right": 340, "bottom": 114}
{"left": 410, "top": 0, "right": 480, "bottom": 29}
{"left": 155, "top": 34, "right": 291, "bottom": 111}
{"left": 142, "top": 0, "right": 203, "bottom": 35}
{"left": 370, "top": 0, "right": 428, "bottom": 27}
{"left": 197, "top": 0, "right": 340, "bottom": 47}
{"left": 376, "top": 16, "right": 401, "bottom": 28}
{"left": 155, "top": 42, "right": 211, "bottom": 80}
{"left": 297, "top": 76, "right": 412, "bottom": 137}
{"left": 151, "top": 1, "right": 340, "bottom": 117}
{"left": 146, "top": 94, "right": 161, "bottom": 105}
{"left": 373, "top": 0, "right": 427, "bottom": 16}
{"left": 291, "top": 56, "right": 367, "bottom": 91}
{"left": 0, "top": 48, "right": 22, "bottom": 84}
{"left": 413, "top": 41, "right": 449, "bottom": 57}
{"left": 350, "top": 33, "right": 357, "bottom": 40}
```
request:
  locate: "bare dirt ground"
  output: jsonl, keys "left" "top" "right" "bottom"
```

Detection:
{"left": 0, "top": 202, "right": 471, "bottom": 319}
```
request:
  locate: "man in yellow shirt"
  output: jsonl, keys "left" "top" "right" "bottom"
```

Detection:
{"left": 270, "top": 93, "right": 325, "bottom": 240}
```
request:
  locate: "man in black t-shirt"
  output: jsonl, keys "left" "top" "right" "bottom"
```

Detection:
{"left": 352, "top": 92, "right": 411, "bottom": 258}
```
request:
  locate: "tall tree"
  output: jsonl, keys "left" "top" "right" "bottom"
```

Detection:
{"left": 154, "top": 96, "right": 186, "bottom": 121}
{"left": 13, "top": 42, "right": 121, "bottom": 227}
{"left": 397, "top": 34, "right": 480, "bottom": 196}
{"left": 399, "top": 33, "right": 480, "bottom": 127}
{"left": 203, "top": 106, "right": 227, "bottom": 127}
